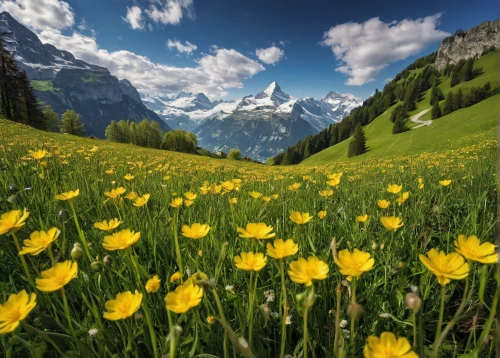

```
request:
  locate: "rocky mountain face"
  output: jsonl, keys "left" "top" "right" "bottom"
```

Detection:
{"left": 435, "top": 20, "right": 500, "bottom": 70}
{"left": 0, "top": 11, "right": 169, "bottom": 137}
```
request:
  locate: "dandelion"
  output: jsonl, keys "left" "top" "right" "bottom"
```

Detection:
{"left": 165, "top": 280, "right": 204, "bottom": 314}
{"left": 356, "top": 214, "right": 368, "bottom": 223}
{"left": 319, "top": 189, "right": 333, "bottom": 197}
{"left": 229, "top": 198, "right": 238, "bottom": 204}
{"left": 55, "top": 190, "right": 80, "bottom": 201}
{"left": 0, "top": 208, "right": 29, "bottom": 235}
{"left": 102, "top": 229, "right": 141, "bottom": 251}
{"left": 396, "top": 192, "right": 409, "bottom": 205}
{"left": 0, "top": 290, "right": 37, "bottom": 334}
{"left": 181, "top": 223, "right": 211, "bottom": 239}
{"left": 454, "top": 235, "right": 498, "bottom": 264}
{"left": 133, "top": 194, "right": 150, "bottom": 207}
{"left": 363, "top": 332, "right": 418, "bottom": 358}
{"left": 124, "top": 173, "right": 134, "bottom": 181}
{"left": 170, "top": 272, "right": 182, "bottom": 283}
{"left": 387, "top": 184, "right": 402, "bottom": 194}
{"left": 103, "top": 290, "right": 143, "bottom": 321}
{"left": 104, "top": 187, "right": 126, "bottom": 200}
{"left": 439, "top": 179, "right": 452, "bottom": 186}
{"left": 266, "top": 239, "right": 298, "bottom": 260}
{"left": 288, "top": 256, "right": 329, "bottom": 286}
{"left": 262, "top": 196, "right": 271, "bottom": 203}
{"left": 125, "top": 191, "right": 138, "bottom": 200}
{"left": 169, "top": 197, "right": 183, "bottom": 208}
{"left": 249, "top": 191, "right": 262, "bottom": 199}
{"left": 19, "top": 227, "right": 60, "bottom": 256}
{"left": 380, "top": 216, "right": 404, "bottom": 231}
{"left": 93, "top": 218, "right": 123, "bottom": 232}
{"left": 31, "top": 149, "right": 48, "bottom": 160}
{"left": 419, "top": 249, "right": 469, "bottom": 286}
{"left": 145, "top": 275, "right": 161, "bottom": 293}
{"left": 288, "top": 183, "right": 301, "bottom": 191}
{"left": 234, "top": 252, "right": 267, "bottom": 271}
{"left": 184, "top": 199, "right": 194, "bottom": 207}
{"left": 334, "top": 249, "right": 374, "bottom": 281}
{"left": 184, "top": 191, "right": 197, "bottom": 201}
{"left": 237, "top": 223, "right": 275, "bottom": 239}
{"left": 318, "top": 210, "right": 327, "bottom": 219}
{"left": 36, "top": 260, "right": 78, "bottom": 292}
{"left": 289, "top": 211, "right": 313, "bottom": 225}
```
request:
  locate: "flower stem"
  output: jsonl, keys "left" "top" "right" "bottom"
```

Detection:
{"left": 303, "top": 284, "right": 314, "bottom": 358}
{"left": 68, "top": 201, "right": 92, "bottom": 262}
{"left": 12, "top": 233, "right": 34, "bottom": 288}
{"left": 349, "top": 279, "right": 357, "bottom": 349}
{"left": 333, "top": 283, "right": 341, "bottom": 357}
{"left": 433, "top": 286, "right": 446, "bottom": 358}
{"left": 172, "top": 209, "right": 184, "bottom": 278}
{"left": 248, "top": 270, "right": 259, "bottom": 349}
{"left": 61, "top": 288, "right": 80, "bottom": 353}
{"left": 412, "top": 311, "right": 417, "bottom": 348}
{"left": 279, "top": 260, "right": 288, "bottom": 358}
{"left": 167, "top": 309, "right": 177, "bottom": 358}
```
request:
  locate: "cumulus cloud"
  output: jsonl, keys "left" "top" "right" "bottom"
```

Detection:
{"left": 139, "top": 0, "right": 194, "bottom": 28}
{"left": 167, "top": 39, "right": 197, "bottom": 54}
{"left": 123, "top": 6, "right": 145, "bottom": 30}
{"left": 0, "top": 0, "right": 75, "bottom": 31}
{"left": 255, "top": 46, "right": 285, "bottom": 65}
{"left": 321, "top": 14, "right": 450, "bottom": 86}
{"left": 38, "top": 30, "right": 264, "bottom": 98}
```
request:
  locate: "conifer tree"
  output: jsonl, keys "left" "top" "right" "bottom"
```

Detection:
{"left": 42, "top": 105, "right": 59, "bottom": 131}
{"left": 431, "top": 102, "right": 442, "bottom": 119}
{"left": 442, "top": 92, "right": 454, "bottom": 115}
{"left": 60, "top": 109, "right": 85, "bottom": 136}
{"left": 347, "top": 124, "right": 367, "bottom": 157}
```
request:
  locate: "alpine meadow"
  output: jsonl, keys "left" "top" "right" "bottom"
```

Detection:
{"left": 0, "top": 1, "right": 498, "bottom": 358}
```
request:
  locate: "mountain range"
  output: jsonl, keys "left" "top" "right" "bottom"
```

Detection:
{"left": 141, "top": 82, "right": 360, "bottom": 160}
{"left": 0, "top": 11, "right": 169, "bottom": 136}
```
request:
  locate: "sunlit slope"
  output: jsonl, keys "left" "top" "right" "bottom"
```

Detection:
{"left": 301, "top": 52, "right": 498, "bottom": 166}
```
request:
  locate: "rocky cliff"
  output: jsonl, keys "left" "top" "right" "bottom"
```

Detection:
{"left": 435, "top": 20, "right": 500, "bottom": 70}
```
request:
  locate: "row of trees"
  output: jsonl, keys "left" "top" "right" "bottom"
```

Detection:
{"left": 105, "top": 119, "right": 198, "bottom": 154}
{"left": 443, "top": 58, "right": 483, "bottom": 88}
{"left": 42, "top": 106, "right": 86, "bottom": 136}
{"left": 432, "top": 81, "right": 496, "bottom": 119}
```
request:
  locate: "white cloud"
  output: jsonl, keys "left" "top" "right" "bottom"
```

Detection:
{"left": 321, "top": 14, "right": 450, "bottom": 86}
{"left": 255, "top": 46, "right": 285, "bottom": 65}
{"left": 123, "top": 6, "right": 145, "bottom": 30}
{"left": 145, "top": 0, "right": 194, "bottom": 27}
{"left": 38, "top": 30, "right": 265, "bottom": 98}
{"left": 167, "top": 39, "right": 197, "bottom": 54}
{"left": 279, "top": 40, "right": 290, "bottom": 46}
{"left": 77, "top": 17, "right": 87, "bottom": 31}
{"left": 0, "top": 0, "right": 75, "bottom": 31}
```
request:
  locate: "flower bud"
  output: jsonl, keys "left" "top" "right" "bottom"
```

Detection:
{"left": 58, "top": 210, "right": 69, "bottom": 223}
{"left": 371, "top": 241, "right": 379, "bottom": 250}
{"left": 405, "top": 292, "right": 422, "bottom": 312}
{"left": 220, "top": 242, "right": 229, "bottom": 259}
{"left": 71, "top": 243, "right": 83, "bottom": 259}
{"left": 347, "top": 303, "right": 364, "bottom": 321}
{"left": 103, "top": 255, "right": 112, "bottom": 266}
{"left": 7, "top": 194, "right": 17, "bottom": 203}
{"left": 90, "top": 260, "right": 103, "bottom": 273}
{"left": 379, "top": 243, "right": 385, "bottom": 250}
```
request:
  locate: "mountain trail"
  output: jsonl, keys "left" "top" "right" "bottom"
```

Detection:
{"left": 410, "top": 108, "right": 432, "bottom": 129}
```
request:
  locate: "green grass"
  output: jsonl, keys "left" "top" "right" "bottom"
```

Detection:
{"left": 31, "top": 80, "right": 55, "bottom": 92}
{"left": 82, "top": 72, "right": 104, "bottom": 83}
{"left": 0, "top": 118, "right": 496, "bottom": 357}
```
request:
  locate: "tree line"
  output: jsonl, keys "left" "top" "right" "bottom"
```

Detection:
{"left": 105, "top": 119, "right": 198, "bottom": 154}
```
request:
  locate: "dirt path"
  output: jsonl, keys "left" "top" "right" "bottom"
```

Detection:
{"left": 410, "top": 108, "right": 431, "bottom": 129}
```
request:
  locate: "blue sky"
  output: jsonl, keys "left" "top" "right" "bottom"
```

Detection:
{"left": 1, "top": 0, "right": 497, "bottom": 100}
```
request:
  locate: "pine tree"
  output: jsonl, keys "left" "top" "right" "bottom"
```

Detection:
{"left": 431, "top": 102, "right": 442, "bottom": 119}
{"left": 461, "top": 58, "right": 473, "bottom": 82}
{"left": 452, "top": 89, "right": 463, "bottom": 111}
{"left": 19, "top": 71, "right": 45, "bottom": 129}
{"left": 347, "top": 124, "right": 367, "bottom": 157}
{"left": 442, "top": 92, "right": 454, "bottom": 115}
{"left": 60, "top": 109, "right": 85, "bottom": 136}
{"left": 43, "top": 105, "right": 59, "bottom": 131}
{"left": 392, "top": 117, "right": 409, "bottom": 134}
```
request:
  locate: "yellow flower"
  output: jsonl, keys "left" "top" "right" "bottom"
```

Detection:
{"left": 0, "top": 209, "right": 29, "bottom": 235}
{"left": 396, "top": 192, "right": 409, "bottom": 205}
{"left": 249, "top": 191, "right": 262, "bottom": 199}
{"left": 272, "top": 194, "right": 279, "bottom": 200}
{"left": 289, "top": 211, "right": 313, "bottom": 225}
{"left": 326, "top": 178, "right": 341, "bottom": 187}
{"left": 36, "top": 260, "right": 78, "bottom": 292}
{"left": 229, "top": 198, "right": 238, "bottom": 204}
{"left": 288, "top": 256, "right": 329, "bottom": 286}
{"left": 31, "top": 149, "right": 48, "bottom": 160}
{"left": 417, "top": 178, "right": 424, "bottom": 190}
{"left": 55, "top": 189, "right": 79, "bottom": 201}
{"left": 234, "top": 252, "right": 267, "bottom": 271}
{"left": 169, "top": 197, "right": 183, "bottom": 208}
{"left": 103, "top": 290, "right": 143, "bottom": 320}
{"left": 319, "top": 189, "right": 333, "bottom": 197}
{"left": 181, "top": 223, "right": 211, "bottom": 239}
{"left": 124, "top": 173, "right": 134, "bottom": 181}
{"left": 105, "top": 169, "right": 115, "bottom": 175}
{"left": 454, "top": 235, "right": 498, "bottom": 264}
{"left": 237, "top": 223, "right": 275, "bottom": 240}
{"left": 357, "top": 214, "right": 369, "bottom": 223}
{"left": 207, "top": 315, "right": 216, "bottom": 324}
{"left": 125, "top": 191, "right": 138, "bottom": 200}
{"left": 93, "top": 218, "right": 123, "bottom": 232}
{"left": 387, "top": 184, "right": 402, "bottom": 194}
{"left": 145, "top": 275, "right": 161, "bottom": 293}
{"left": 19, "top": 227, "right": 60, "bottom": 256}
{"left": 439, "top": 180, "right": 452, "bottom": 186}
{"left": 163, "top": 175, "right": 171, "bottom": 181}
{"left": 288, "top": 183, "right": 301, "bottom": 191}
{"left": 334, "top": 249, "right": 375, "bottom": 281}
{"left": 418, "top": 183, "right": 424, "bottom": 190}
{"left": 266, "top": 238, "right": 298, "bottom": 260}
{"left": 104, "top": 187, "right": 126, "bottom": 199}
{"left": 165, "top": 280, "right": 204, "bottom": 314}
{"left": 0, "top": 290, "right": 37, "bottom": 334}
{"left": 380, "top": 216, "right": 404, "bottom": 231}
{"left": 377, "top": 200, "right": 390, "bottom": 209}
{"left": 133, "top": 194, "right": 150, "bottom": 207}
{"left": 170, "top": 272, "right": 182, "bottom": 283}
{"left": 363, "top": 332, "right": 418, "bottom": 358}
{"left": 262, "top": 196, "right": 271, "bottom": 203}
{"left": 419, "top": 249, "right": 469, "bottom": 286}
{"left": 183, "top": 191, "right": 197, "bottom": 201}
{"left": 184, "top": 199, "right": 194, "bottom": 207}
{"left": 318, "top": 210, "right": 327, "bottom": 219}
{"left": 221, "top": 181, "right": 235, "bottom": 192}
{"left": 102, "top": 229, "right": 141, "bottom": 251}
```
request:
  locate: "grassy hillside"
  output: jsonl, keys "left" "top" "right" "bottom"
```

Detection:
{"left": 302, "top": 51, "right": 498, "bottom": 166}
{"left": 31, "top": 80, "right": 55, "bottom": 92}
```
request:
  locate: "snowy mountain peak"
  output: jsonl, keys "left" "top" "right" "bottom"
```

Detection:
{"left": 264, "top": 81, "right": 279, "bottom": 96}
{"left": 253, "top": 81, "right": 291, "bottom": 106}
